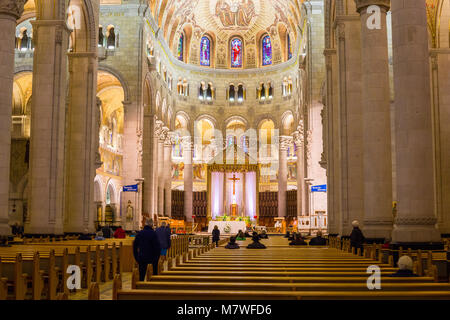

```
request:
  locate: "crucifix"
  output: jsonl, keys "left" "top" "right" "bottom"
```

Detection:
{"left": 228, "top": 173, "right": 240, "bottom": 216}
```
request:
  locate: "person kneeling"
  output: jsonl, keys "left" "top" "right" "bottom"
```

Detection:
{"left": 389, "top": 256, "right": 419, "bottom": 277}
{"left": 247, "top": 232, "right": 266, "bottom": 249}
{"left": 236, "top": 230, "right": 246, "bottom": 241}
{"left": 259, "top": 230, "right": 269, "bottom": 239}
{"left": 225, "top": 237, "right": 240, "bottom": 249}
{"left": 289, "top": 233, "right": 307, "bottom": 246}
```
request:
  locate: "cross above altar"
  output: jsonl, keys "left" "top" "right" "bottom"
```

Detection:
{"left": 228, "top": 173, "right": 240, "bottom": 195}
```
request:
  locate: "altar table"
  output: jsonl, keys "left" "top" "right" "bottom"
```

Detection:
{"left": 208, "top": 221, "right": 247, "bottom": 235}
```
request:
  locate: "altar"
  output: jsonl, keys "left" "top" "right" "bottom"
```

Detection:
{"left": 208, "top": 221, "right": 247, "bottom": 234}
{"left": 206, "top": 144, "right": 260, "bottom": 221}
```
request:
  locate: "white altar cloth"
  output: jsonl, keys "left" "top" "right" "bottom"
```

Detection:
{"left": 208, "top": 221, "right": 247, "bottom": 235}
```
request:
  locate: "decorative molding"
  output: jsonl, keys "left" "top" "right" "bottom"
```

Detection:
{"left": 0, "top": 0, "right": 26, "bottom": 19}
{"left": 354, "top": 0, "right": 390, "bottom": 13}
{"left": 395, "top": 217, "right": 438, "bottom": 226}
{"left": 279, "top": 136, "right": 293, "bottom": 151}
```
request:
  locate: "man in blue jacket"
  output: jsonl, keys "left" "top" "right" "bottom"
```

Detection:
{"left": 133, "top": 219, "right": 161, "bottom": 281}
{"left": 156, "top": 222, "right": 171, "bottom": 260}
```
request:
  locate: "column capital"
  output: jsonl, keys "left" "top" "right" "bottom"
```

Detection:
{"left": 181, "top": 136, "right": 193, "bottom": 150}
{"left": 292, "top": 131, "right": 304, "bottom": 147}
{"left": 0, "top": 0, "right": 26, "bottom": 19}
{"left": 354, "top": 0, "right": 390, "bottom": 13}
{"left": 279, "top": 136, "right": 293, "bottom": 151}
{"left": 165, "top": 132, "right": 176, "bottom": 147}
{"left": 159, "top": 126, "right": 169, "bottom": 142}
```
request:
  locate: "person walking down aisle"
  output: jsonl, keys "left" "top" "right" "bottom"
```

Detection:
{"left": 133, "top": 219, "right": 161, "bottom": 281}
{"left": 156, "top": 222, "right": 171, "bottom": 261}
{"left": 212, "top": 225, "right": 220, "bottom": 247}
{"left": 350, "top": 220, "right": 365, "bottom": 254}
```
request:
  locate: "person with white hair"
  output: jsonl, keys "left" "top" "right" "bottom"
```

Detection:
{"left": 389, "top": 255, "right": 419, "bottom": 277}
{"left": 350, "top": 220, "right": 365, "bottom": 254}
{"left": 133, "top": 219, "right": 161, "bottom": 281}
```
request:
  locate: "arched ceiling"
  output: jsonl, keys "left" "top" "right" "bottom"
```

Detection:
{"left": 151, "top": 0, "right": 306, "bottom": 67}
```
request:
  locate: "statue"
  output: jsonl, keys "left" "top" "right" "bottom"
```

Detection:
{"left": 126, "top": 200, "right": 134, "bottom": 221}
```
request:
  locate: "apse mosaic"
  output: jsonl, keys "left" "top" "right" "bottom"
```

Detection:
{"left": 211, "top": 0, "right": 259, "bottom": 29}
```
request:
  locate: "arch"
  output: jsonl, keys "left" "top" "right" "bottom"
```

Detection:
{"left": 105, "top": 179, "right": 118, "bottom": 205}
{"left": 66, "top": 0, "right": 97, "bottom": 52}
{"left": 281, "top": 111, "right": 295, "bottom": 136}
{"left": 94, "top": 175, "right": 104, "bottom": 203}
{"left": 175, "top": 111, "right": 191, "bottom": 136}
{"left": 98, "top": 65, "right": 131, "bottom": 102}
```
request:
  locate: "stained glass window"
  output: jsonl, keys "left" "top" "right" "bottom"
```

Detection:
{"left": 287, "top": 34, "right": 292, "bottom": 60}
{"left": 262, "top": 35, "right": 272, "bottom": 66}
{"left": 231, "top": 38, "right": 243, "bottom": 68}
{"left": 177, "top": 33, "right": 184, "bottom": 61}
{"left": 200, "top": 36, "right": 211, "bottom": 66}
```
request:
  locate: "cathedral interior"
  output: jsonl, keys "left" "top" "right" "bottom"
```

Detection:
{"left": 1, "top": 0, "right": 450, "bottom": 254}
{"left": 1, "top": 0, "right": 450, "bottom": 303}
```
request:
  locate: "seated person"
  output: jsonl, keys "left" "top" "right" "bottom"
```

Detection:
{"left": 289, "top": 233, "right": 307, "bottom": 246}
{"left": 78, "top": 228, "right": 92, "bottom": 240}
{"left": 309, "top": 230, "right": 327, "bottom": 246}
{"left": 247, "top": 232, "right": 266, "bottom": 249}
{"left": 284, "top": 231, "right": 291, "bottom": 238}
{"left": 259, "top": 230, "right": 269, "bottom": 239}
{"left": 244, "top": 229, "right": 251, "bottom": 237}
{"left": 225, "top": 237, "right": 240, "bottom": 249}
{"left": 382, "top": 238, "right": 391, "bottom": 249}
{"left": 114, "top": 226, "right": 126, "bottom": 239}
{"left": 236, "top": 230, "right": 246, "bottom": 241}
{"left": 94, "top": 231, "right": 105, "bottom": 240}
{"left": 101, "top": 226, "right": 113, "bottom": 239}
{"left": 389, "top": 256, "right": 419, "bottom": 277}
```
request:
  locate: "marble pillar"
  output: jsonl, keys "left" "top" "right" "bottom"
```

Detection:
{"left": 164, "top": 133, "right": 174, "bottom": 217}
{"left": 64, "top": 53, "right": 98, "bottom": 233}
{"left": 293, "top": 129, "right": 305, "bottom": 218}
{"left": 0, "top": 1, "right": 26, "bottom": 235}
{"left": 391, "top": 0, "right": 441, "bottom": 243}
{"left": 26, "top": 19, "right": 70, "bottom": 234}
{"left": 153, "top": 120, "right": 163, "bottom": 217}
{"left": 142, "top": 114, "right": 157, "bottom": 216}
{"left": 278, "top": 136, "right": 291, "bottom": 218}
{"left": 157, "top": 127, "right": 168, "bottom": 216}
{"left": 355, "top": 0, "right": 393, "bottom": 239}
{"left": 182, "top": 136, "right": 193, "bottom": 223}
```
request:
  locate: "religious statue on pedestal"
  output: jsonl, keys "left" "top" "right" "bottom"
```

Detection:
{"left": 126, "top": 200, "right": 134, "bottom": 222}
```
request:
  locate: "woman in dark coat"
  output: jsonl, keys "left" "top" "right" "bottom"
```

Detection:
{"left": 212, "top": 225, "right": 220, "bottom": 247}
{"left": 247, "top": 232, "right": 266, "bottom": 249}
{"left": 350, "top": 220, "right": 365, "bottom": 253}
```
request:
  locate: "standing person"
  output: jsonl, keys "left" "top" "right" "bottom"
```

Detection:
{"left": 156, "top": 222, "right": 171, "bottom": 261}
{"left": 350, "top": 220, "right": 365, "bottom": 254}
{"left": 212, "top": 225, "right": 220, "bottom": 247}
{"left": 133, "top": 219, "right": 161, "bottom": 281}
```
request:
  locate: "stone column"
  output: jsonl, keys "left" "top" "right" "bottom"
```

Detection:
{"left": 157, "top": 127, "right": 168, "bottom": 216}
{"left": 64, "top": 52, "right": 98, "bottom": 233}
{"left": 164, "top": 132, "right": 174, "bottom": 217}
{"left": 355, "top": 0, "right": 393, "bottom": 240}
{"left": 0, "top": 1, "right": 26, "bottom": 235}
{"left": 278, "top": 136, "right": 291, "bottom": 218}
{"left": 142, "top": 114, "right": 157, "bottom": 216}
{"left": 153, "top": 120, "right": 163, "bottom": 218}
{"left": 26, "top": 19, "right": 70, "bottom": 235}
{"left": 391, "top": 0, "right": 441, "bottom": 244}
{"left": 182, "top": 136, "right": 193, "bottom": 223}
{"left": 293, "top": 129, "right": 305, "bottom": 218}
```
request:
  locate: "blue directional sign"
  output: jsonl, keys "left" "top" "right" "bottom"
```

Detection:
{"left": 123, "top": 184, "right": 138, "bottom": 192}
{"left": 311, "top": 184, "right": 327, "bottom": 192}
